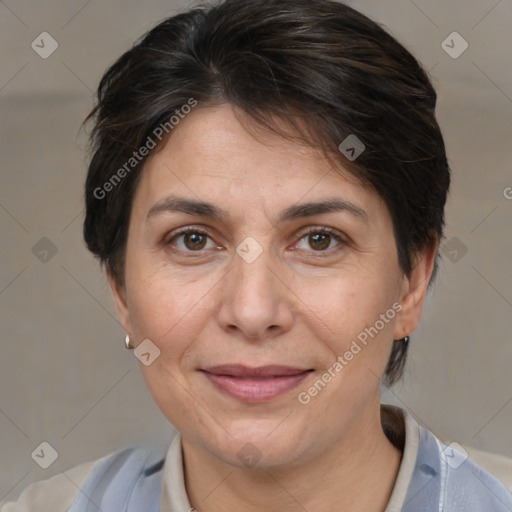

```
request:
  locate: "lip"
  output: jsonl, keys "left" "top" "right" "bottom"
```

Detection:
{"left": 200, "top": 365, "right": 313, "bottom": 403}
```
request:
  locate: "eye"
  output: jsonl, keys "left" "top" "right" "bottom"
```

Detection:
{"left": 165, "top": 226, "right": 346, "bottom": 255}
{"left": 295, "top": 227, "right": 344, "bottom": 253}
{"left": 166, "top": 227, "right": 218, "bottom": 252}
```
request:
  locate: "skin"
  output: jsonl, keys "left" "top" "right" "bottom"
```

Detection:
{"left": 109, "top": 103, "right": 437, "bottom": 511}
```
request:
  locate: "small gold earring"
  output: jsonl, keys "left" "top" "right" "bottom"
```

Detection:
{"left": 124, "top": 334, "right": 133, "bottom": 350}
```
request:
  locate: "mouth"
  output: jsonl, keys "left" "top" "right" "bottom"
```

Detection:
{"left": 200, "top": 365, "right": 314, "bottom": 403}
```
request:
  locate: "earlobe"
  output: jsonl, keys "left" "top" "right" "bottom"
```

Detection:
{"left": 394, "top": 241, "right": 438, "bottom": 340}
{"left": 106, "top": 270, "right": 132, "bottom": 335}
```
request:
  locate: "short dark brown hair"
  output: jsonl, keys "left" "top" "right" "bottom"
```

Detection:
{"left": 83, "top": 0, "right": 450, "bottom": 386}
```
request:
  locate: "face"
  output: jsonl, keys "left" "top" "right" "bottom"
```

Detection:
{"left": 110, "top": 103, "right": 434, "bottom": 469}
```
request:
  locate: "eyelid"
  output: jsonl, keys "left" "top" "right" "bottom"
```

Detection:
{"left": 298, "top": 225, "right": 344, "bottom": 239}
{"left": 166, "top": 224, "right": 212, "bottom": 238}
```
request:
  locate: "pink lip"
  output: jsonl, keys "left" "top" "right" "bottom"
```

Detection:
{"left": 201, "top": 365, "right": 313, "bottom": 403}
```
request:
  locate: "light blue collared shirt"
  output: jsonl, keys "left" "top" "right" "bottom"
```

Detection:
{"left": 65, "top": 405, "right": 512, "bottom": 511}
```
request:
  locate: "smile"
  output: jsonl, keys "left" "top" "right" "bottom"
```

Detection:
{"left": 200, "top": 365, "right": 314, "bottom": 403}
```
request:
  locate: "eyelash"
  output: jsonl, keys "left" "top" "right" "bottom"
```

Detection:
{"left": 165, "top": 226, "right": 347, "bottom": 256}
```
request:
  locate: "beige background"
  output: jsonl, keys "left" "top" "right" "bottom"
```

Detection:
{"left": 1, "top": 0, "right": 511, "bottom": 500}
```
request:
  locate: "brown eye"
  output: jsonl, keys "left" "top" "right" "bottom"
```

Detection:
{"left": 183, "top": 232, "right": 207, "bottom": 250}
{"left": 167, "top": 228, "right": 216, "bottom": 252}
{"left": 308, "top": 233, "right": 331, "bottom": 251}
{"left": 295, "top": 228, "right": 344, "bottom": 253}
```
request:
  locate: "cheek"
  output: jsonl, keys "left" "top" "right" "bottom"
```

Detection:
{"left": 294, "top": 272, "right": 401, "bottom": 404}
{"left": 299, "top": 268, "right": 399, "bottom": 346}
{"left": 127, "top": 271, "right": 221, "bottom": 433}
{"left": 127, "top": 268, "right": 217, "bottom": 357}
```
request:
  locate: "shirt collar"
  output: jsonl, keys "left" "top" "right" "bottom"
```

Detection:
{"left": 382, "top": 404, "right": 421, "bottom": 511}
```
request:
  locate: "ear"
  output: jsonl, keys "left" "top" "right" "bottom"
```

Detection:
{"left": 394, "top": 239, "right": 438, "bottom": 340}
{"left": 107, "top": 270, "right": 132, "bottom": 336}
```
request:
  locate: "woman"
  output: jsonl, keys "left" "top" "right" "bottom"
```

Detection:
{"left": 2, "top": 0, "right": 511, "bottom": 510}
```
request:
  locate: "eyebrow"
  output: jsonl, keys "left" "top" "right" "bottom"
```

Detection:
{"left": 146, "top": 195, "right": 369, "bottom": 224}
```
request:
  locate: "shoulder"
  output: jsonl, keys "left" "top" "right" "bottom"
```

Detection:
{"left": 0, "top": 456, "right": 102, "bottom": 512}
{"left": 458, "top": 443, "right": 512, "bottom": 492}
{"left": 0, "top": 446, "right": 164, "bottom": 512}
{"left": 440, "top": 444, "right": 512, "bottom": 510}
{"left": 399, "top": 408, "right": 512, "bottom": 511}
{"left": 421, "top": 427, "right": 512, "bottom": 509}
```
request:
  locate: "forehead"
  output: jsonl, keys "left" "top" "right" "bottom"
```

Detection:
{"left": 134, "top": 103, "right": 382, "bottom": 218}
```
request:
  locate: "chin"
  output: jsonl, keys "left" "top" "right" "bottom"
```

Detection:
{"left": 200, "top": 419, "right": 312, "bottom": 470}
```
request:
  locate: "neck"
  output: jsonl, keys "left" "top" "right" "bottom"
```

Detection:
{"left": 182, "top": 401, "right": 403, "bottom": 512}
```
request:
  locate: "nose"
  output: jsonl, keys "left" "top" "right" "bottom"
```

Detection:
{"left": 217, "top": 245, "right": 294, "bottom": 342}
